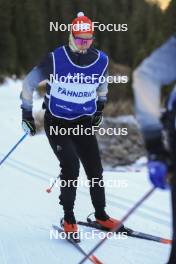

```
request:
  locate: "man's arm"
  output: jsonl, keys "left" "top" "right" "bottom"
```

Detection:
{"left": 133, "top": 35, "right": 176, "bottom": 151}
{"left": 132, "top": 35, "right": 176, "bottom": 189}
{"left": 21, "top": 53, "right": 53, "bottom": 135}
{"left": 92, "top": 70, "right": 108, "bottom": 126}
{"left": 21, "top": 53, "right": 53, "bottom": 111}
{"left": 96, "top": 70, "right": 108, "bottom": 102}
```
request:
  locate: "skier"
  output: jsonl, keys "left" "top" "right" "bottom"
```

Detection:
{"left": 132, "top": 34, "right": 176, "bottom": 263}
{"left": 20, "top": 12, "right": 120, "bottom": 239}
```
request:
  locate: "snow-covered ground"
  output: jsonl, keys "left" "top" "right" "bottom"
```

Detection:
{"left": 0, "top": 79, "right": 172, "bottom": 264}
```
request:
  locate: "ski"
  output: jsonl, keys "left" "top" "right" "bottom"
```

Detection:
{"left": 77, "top": 221, "right": 172, "bottom": 245}
{"left": 52, "top": 225, "right": 103, "bottom": 264}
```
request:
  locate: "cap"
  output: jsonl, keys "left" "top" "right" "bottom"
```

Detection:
{"left": 71, "top": 12, "right": 93, "bottom": 36}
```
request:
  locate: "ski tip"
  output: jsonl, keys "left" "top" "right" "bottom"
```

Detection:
{"left": 160, "top": 238, "right": 172, "bottom": 244}
{"left": 90, "top": 255, "right": 103, "bottom": 264}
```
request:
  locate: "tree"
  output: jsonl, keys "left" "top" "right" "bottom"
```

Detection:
{"left": 0, "top": 0, "right": 17, "bottom": 74}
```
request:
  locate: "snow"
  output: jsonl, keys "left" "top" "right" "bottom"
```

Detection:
{"left": 0, "top": 79, "right": 172, "bottom": 264}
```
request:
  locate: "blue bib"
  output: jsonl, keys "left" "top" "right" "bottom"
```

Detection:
{"left": 48, "top": 46, "right": 108, "bottom": 120}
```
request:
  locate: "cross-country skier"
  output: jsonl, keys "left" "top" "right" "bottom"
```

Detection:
{"left": 133, "top": 34, "right": 176, "bottom": 263}
{"left": 20, "top": 12, "right": 120, "bottom": 239}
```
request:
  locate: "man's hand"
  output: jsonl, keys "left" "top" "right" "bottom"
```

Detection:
{"left": 92, "top": 112, "right": 103, "bottom": 126}
{"left": 92, "top": 100, "right": 105, "bottom": 126}
{"left": 148, "top": 160, "right": 169, "bottom": 189}
{"left": 144, "top": 131, "right": 173, "bottom": 190}
{"left": 22, "top": 109, "right": 36, "bottom": 136}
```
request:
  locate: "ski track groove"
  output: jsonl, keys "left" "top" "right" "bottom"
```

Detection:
{"left": 1, "top": 161, "right": 48, "bottom": 182}
{"left": 0, "top": 153, "right": 54, "bottom": 178}
{"left": 2, "top": 159, "right": 170, "bottom": 227}
{"left": 0, "top": 239, "right": 8, "bottom": 264}
{"left": 1, "top": 155, "right": 169, "bottom": 218}
{"left": 1, "top": 216, "right": 61, "bottom": 264}
{"left": 15, "top": 239, "right": 31, "bottom": 264}
{"left": 106, "top": 197, "right": 170, "bottom": 224}
{"left": 106, "top": 192, "right": 169, "bottom": 216}
{"left": 78, "top": 189, "right": 170, "bottom": 227}
{"left": 0, "top": 232, "right": 28, "bottom": 264}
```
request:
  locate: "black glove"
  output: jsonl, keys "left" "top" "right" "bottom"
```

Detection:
{"left": 92, "top": 112, "right": 103, "bottom": 126}
{"left": 22, "top": 109, "right": 36, "bottom": 136}
{"left": 92, "top": 100, "right": 105, "bottom": 126}
{"left": 144, "top": 132, "right": 167, "bottom": 161}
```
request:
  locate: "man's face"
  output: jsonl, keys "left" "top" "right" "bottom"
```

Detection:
{"left": 73, "top": 33, "right": 94, "bottom": 51}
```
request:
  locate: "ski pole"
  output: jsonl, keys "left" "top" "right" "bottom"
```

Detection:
{"left": 46, "top": 174, "right": 60, "bottom": 193}
{"left": 0, "top": 132, "right": 28, "bottom": 167}
{"left": 78, "top": 187, "right": 156, "bottom": 264}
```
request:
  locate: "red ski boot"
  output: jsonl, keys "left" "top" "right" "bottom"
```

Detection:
{"left": 61, "top": 211, "right": 80, "bottom": 243}
{"left": 95, "top": 211, "right": 123, "bottom": 231}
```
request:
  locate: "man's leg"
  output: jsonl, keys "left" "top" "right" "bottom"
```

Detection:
{"left": 164, "top": 100, "right": 176, "bottom": 263}
{"left": 73, "top": 131, "right": 121, "bottom": 230}
{"left": 168, "top": 174, "right": 176, "bottom": 263}
{"left": 72, "top": 131, "right": 106, "bottom": 215}
{"left": 44, "top": 112, "right": 80, "bottom": 213}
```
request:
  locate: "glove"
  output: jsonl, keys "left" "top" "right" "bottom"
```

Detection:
{"left": 92, "top": 112, "right": 103, "bottom": 126}
{"left": 148, "top": 161, "right": 169, "bottom": 189}
{"left": 22, "top": 109, "right": 36, "bottom": 136}
{"left": 145, "top": 132, "right": 172, "bottom": 189}
{"left": 92, "top": 100, "right": 105, "bottom": 126}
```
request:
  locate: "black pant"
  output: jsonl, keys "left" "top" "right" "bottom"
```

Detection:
{"left": 168, "top": 137, "right": 176, "bottom": 263}
{"left": 44, "top": 111, "right": 106, "bottom": 212}
{"left": 168, "top": 179, "right": 176, "bottom": 263}
{"left": 163, "top": 108, "right": 176, "bottom": 264}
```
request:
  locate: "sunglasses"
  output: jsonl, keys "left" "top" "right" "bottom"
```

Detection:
{"left": 74, "top": 36, "right": 94, "bottom": 46}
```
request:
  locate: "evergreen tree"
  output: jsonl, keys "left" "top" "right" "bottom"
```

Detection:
{"left": 0, "top": 0, "right": 171, "bottom": 76}
{"left": 0, "top": 0, "right": 17, "bottom": 75}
